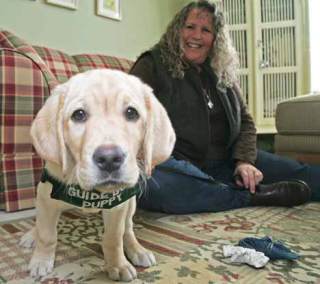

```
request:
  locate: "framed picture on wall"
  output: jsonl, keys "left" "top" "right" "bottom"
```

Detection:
{"left": 97, "top": 0, "right": 121, "bottom": 21}
{"left": 46, "top": 0, "right": 79, "bottom": 10}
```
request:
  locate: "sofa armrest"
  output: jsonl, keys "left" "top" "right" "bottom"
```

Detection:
{"left": 275, "top": 93, "right": 320, "bottom": 165}
{"left": 276, "top": 93, "right": 320, "bottom": 135}
{"left": 0, "top": 49, "right": 50, "bottom": 211}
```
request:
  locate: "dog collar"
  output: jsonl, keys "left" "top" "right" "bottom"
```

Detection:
{"left": 41, "top": 168, "right": 139, "bottom": 209}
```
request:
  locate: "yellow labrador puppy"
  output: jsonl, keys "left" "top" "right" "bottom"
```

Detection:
{"left": 20, "top": 69, "right": 175, "bottom": 282}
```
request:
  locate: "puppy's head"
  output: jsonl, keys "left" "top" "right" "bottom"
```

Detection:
{"left": 31, "top": 69, "right": 175, "bottom": 192}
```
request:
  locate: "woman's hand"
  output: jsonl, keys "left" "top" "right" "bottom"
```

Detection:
{"left": 234, "top": 161, "right": 263, "bottom": 193}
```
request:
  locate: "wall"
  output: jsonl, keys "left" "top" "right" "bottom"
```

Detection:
{"left": 0, "top": 0, "right": 185, "bottom": 60}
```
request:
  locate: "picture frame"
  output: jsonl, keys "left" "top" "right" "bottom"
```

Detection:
{"left": 96, "top": 0, "right": 121, "bottom": 21}
{"left": 46, "top": 0, "right": 78, "bottom": 10}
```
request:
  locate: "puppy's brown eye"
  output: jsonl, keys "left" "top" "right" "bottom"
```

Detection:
{"left": 71, "top": 109, "right": 87, "bottom": 122}
{"left": 125, "top": 107, "right": 139, "bottom": 121}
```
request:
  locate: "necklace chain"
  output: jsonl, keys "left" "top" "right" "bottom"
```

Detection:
{"left": 203, "top": 88, "right": 214, "bottom": 110}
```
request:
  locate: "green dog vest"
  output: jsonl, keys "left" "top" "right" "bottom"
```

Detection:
{"left": 41, "top": 168, "right": 139, "bottom": 209}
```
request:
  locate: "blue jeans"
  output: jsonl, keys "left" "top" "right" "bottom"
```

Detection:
{"left": 137, "top": 150, "right": 320, "bottom": 214}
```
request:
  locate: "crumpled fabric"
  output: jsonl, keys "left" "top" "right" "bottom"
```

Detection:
{"left": 223, "top": 245, "right": 270, "bottom": 268}
{"left": 238, "top": 236, "right": 300, "bottom": 260}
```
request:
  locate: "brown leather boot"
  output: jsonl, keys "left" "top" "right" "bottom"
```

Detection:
{"left": 250, "top": 180, "right": 311, "bottom": 207}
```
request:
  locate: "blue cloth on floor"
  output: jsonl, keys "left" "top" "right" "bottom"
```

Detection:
{"left": 238, "top": 236, "right": 300, "bottom": 260}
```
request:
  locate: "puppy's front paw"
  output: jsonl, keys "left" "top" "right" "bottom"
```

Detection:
{"left": 127, "top": 247, "right": 156, "bottom": 267}
{"left": 106, "top": 260, "right": 137, "bottom": 282}
{"left": 19, "top": 229, "right": 36, "bottom": 248}
{"left": 29, "top": 256, "right": 54, "bottom": 278}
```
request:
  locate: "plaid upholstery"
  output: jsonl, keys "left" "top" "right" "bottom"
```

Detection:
{"left": 0, "top": 30, "right": 58, "bottom": 211}
{"left": 34, "top": 46, "right": 79, "bottom": 83}
{"left": 0, "top": 154, "right": 42, "bottom": 211}
{"left": 0, "top": 30, "right": 58, "bottom": 91}
{"left": 0, "top": 51, "right": 47, "bottom": 210}
{"left": 0, "top": 30, "right": 133, "bottom": 212}
{"left": 73, "top": 54, "right": 132, "bottom": 73}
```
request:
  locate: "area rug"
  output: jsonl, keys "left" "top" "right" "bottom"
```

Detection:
{"left": 1, "top": 203, "right": 320, "bottom": 284}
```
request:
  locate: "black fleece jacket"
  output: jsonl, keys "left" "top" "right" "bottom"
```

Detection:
{"left": 130, "top": 47, "right": 257, "bottom": 167}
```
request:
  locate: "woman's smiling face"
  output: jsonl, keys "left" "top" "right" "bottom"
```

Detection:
{"left": 181, "top": 8, "right": 214, "bottom": 65}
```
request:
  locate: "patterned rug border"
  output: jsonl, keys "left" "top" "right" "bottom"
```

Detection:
{"left": 1, "top": 204, "right": 320, "bottom": 283}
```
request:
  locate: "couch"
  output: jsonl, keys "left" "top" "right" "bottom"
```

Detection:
{"left": 275, "top": 92, "right": 320, "bottom": 165}
{"left": 0, "top": 30, "right": 132, "bottom": 212}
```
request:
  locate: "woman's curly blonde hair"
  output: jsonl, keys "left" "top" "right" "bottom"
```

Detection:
{"left": 158, "top": 0, "right": 239, "bottom": 89}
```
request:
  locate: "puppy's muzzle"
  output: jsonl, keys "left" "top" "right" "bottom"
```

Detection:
{"left": 93, "top": 145, "right": 126, "bottom": 173}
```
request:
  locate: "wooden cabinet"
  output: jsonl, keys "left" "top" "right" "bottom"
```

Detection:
{"left": 215, "top": 0, "right": 308, "bottom": 133}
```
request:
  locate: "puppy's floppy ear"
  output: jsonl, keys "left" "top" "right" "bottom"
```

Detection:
{"left": 142, "top": 84, "right": 176, "bottom": 176}
{"left": 30, "top": 82, "right": 72, "bottom": 174}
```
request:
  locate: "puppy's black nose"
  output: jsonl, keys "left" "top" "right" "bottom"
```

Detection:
{"left": 93, "top": 145, "right": 126, "bottom": 172}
